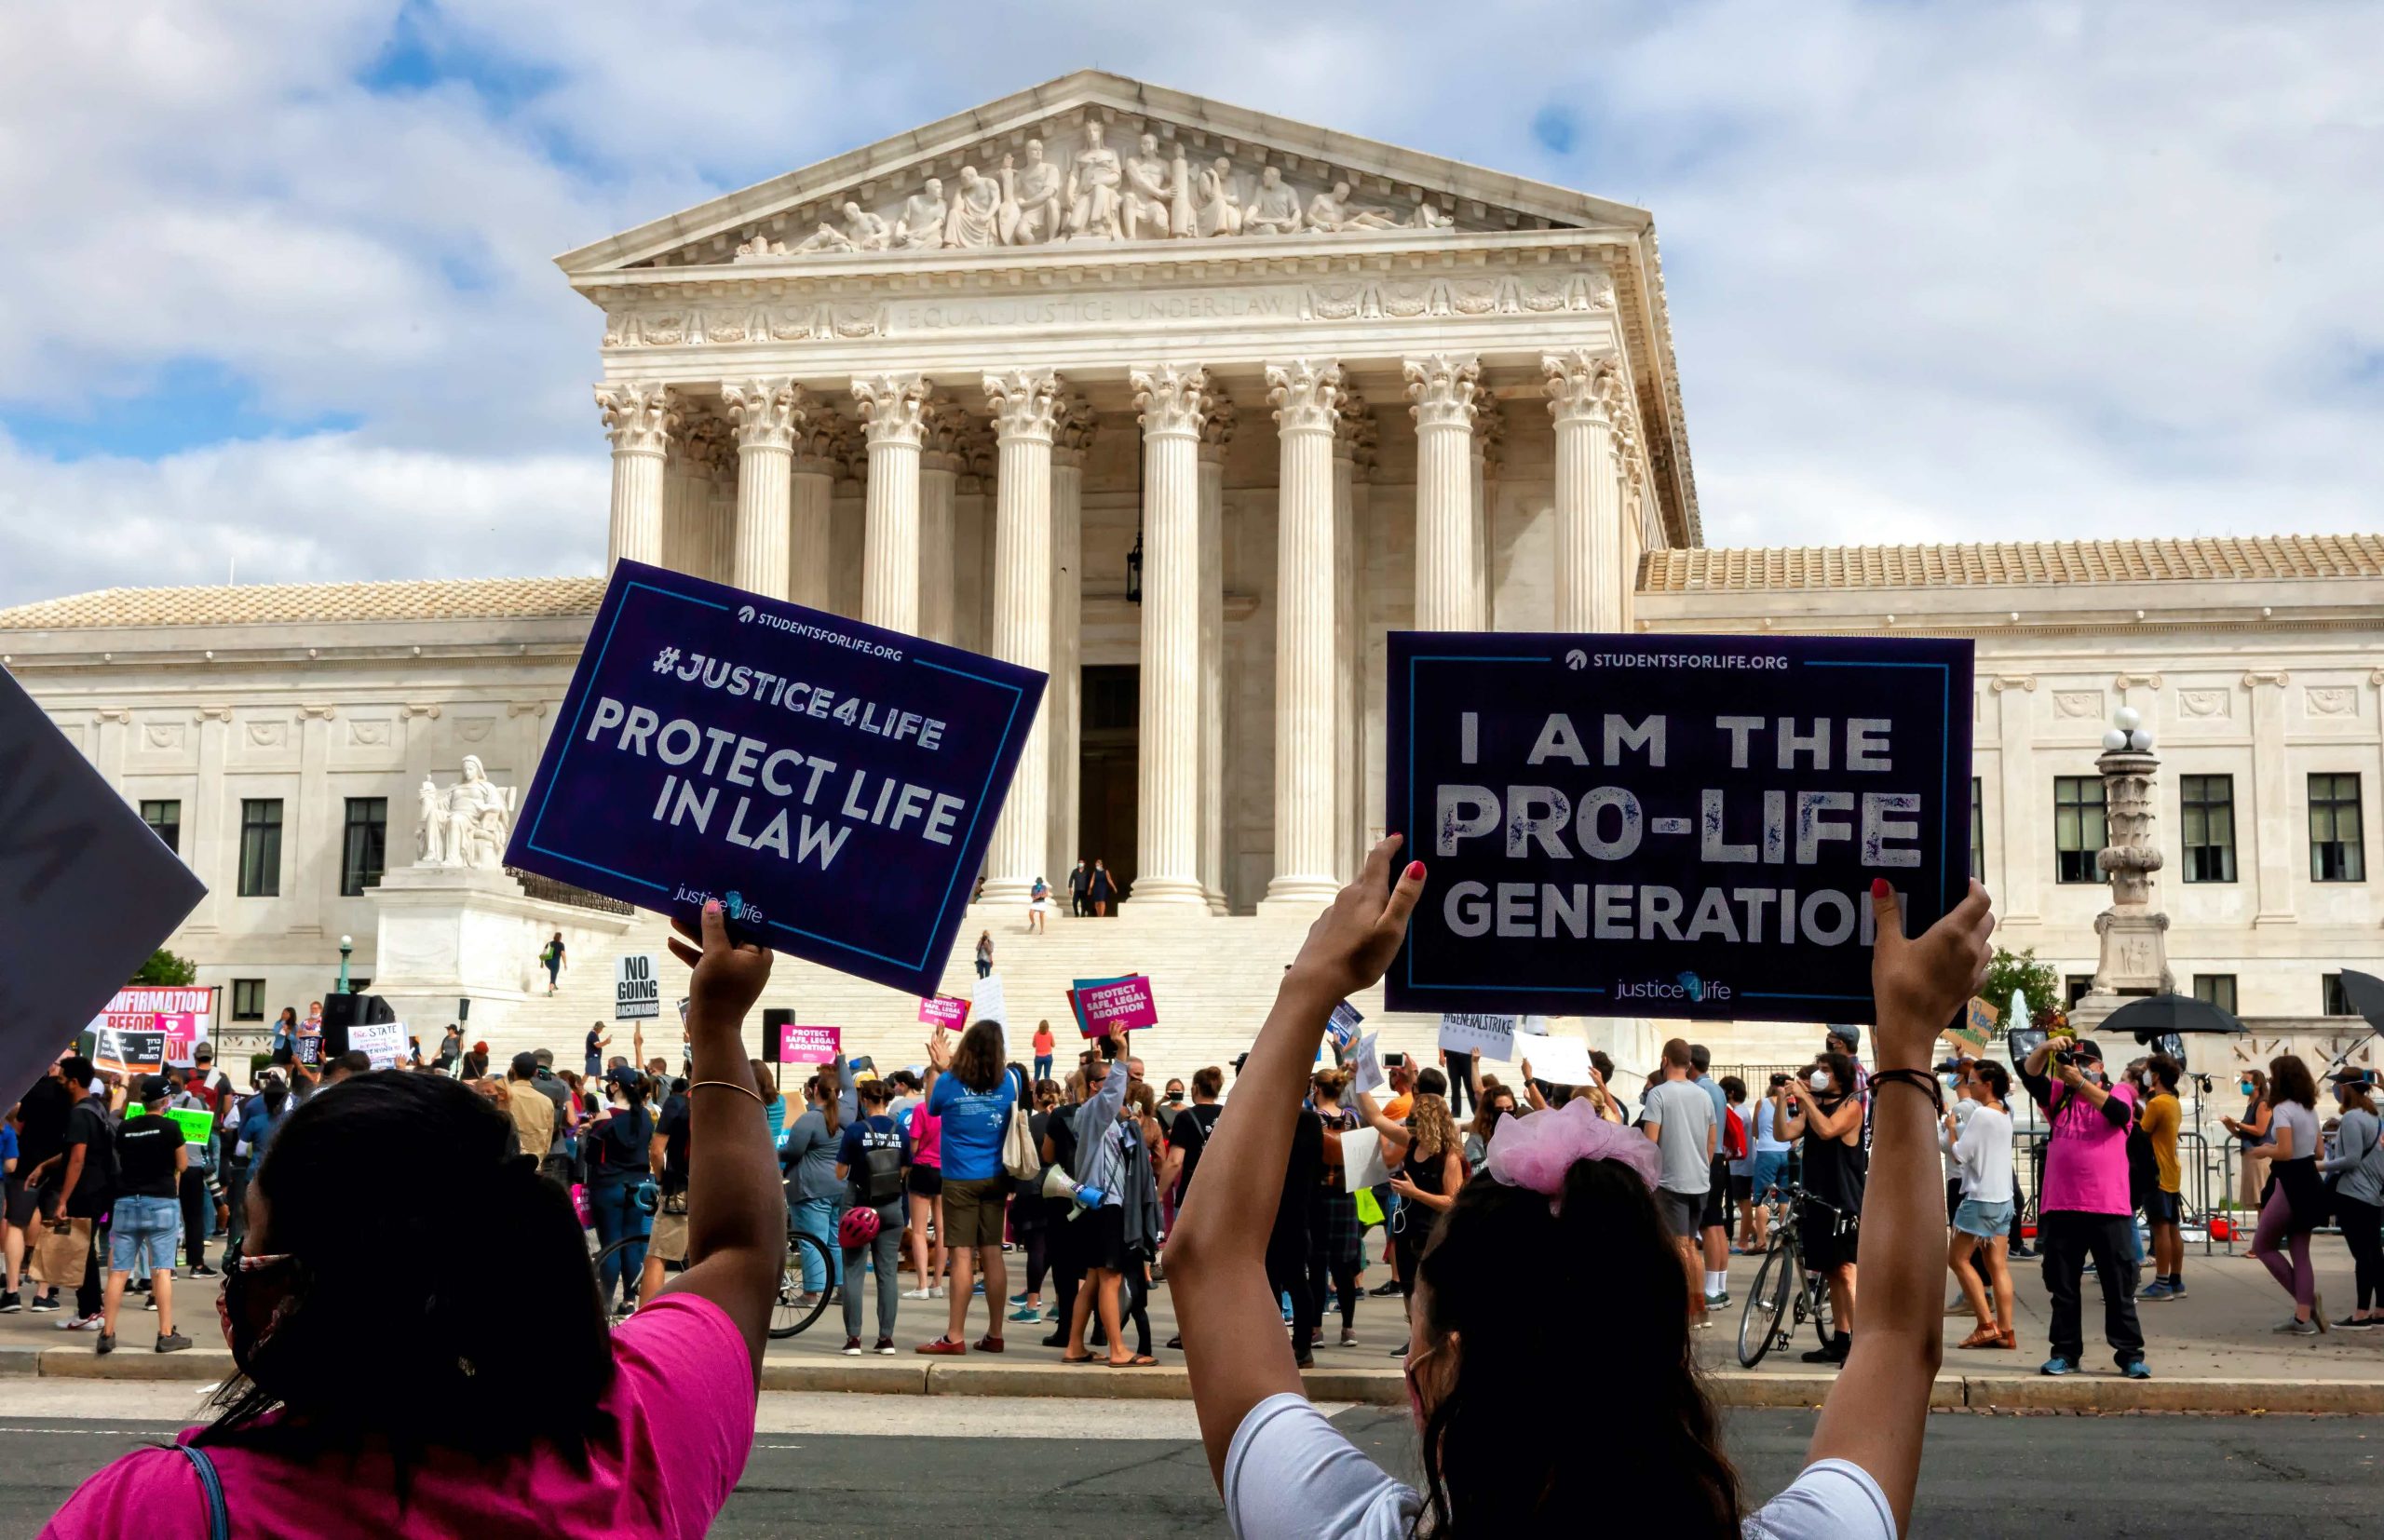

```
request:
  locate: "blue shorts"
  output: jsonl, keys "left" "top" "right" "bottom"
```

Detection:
{"left": 108, "top": 1195, "right": 181, "bottom": 1273}
{"left": 1750, "top": 1151, "right": 1790, "bottom": 1201}
{"left": 1953, "top": 1197, "right": 2013, "bottom": 1238}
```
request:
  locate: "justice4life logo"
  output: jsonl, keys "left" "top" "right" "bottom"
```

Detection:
{"left": 1613, "top": 972, "right": 1732, "bottom": 1005}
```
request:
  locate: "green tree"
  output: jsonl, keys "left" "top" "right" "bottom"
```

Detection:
{"left": 1982, "top": 947, "right": 2059, "bottom": 1027}
{"left": 130, "top": 948, "right": 198, "bottom": 986}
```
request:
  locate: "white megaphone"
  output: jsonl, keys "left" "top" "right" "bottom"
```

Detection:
{"left": 1040, "top": 1167, "right": 1078, "bottom": 1202}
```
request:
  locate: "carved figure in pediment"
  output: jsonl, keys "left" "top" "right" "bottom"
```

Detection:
{"left": 1063, "top": 121, "right": 1125, "bottom": 240}
{"left": 843, "top": 202, "right": 892, "bottom": 251}
{"left": 895, "top": 179, "right": 949, "bottom": 250}
{"left": 944, "top": 166, "right": 1002, "bottom": 248}
{"left": 998, "top": 141, "right": 1063, "bottom": 245}
{"left": 1121, "top": 132, "right": 1179, "bottom": 239}
{"left": 1307, "top": 182, "right": 1401, "bottom": 233}
{"left": 734, "top": 233, "right": 789, "bottom": 260}
{"left": 1169, "top": 147, "right": 1197, "bottom": 237}
{"left": 1195, "top": 156, "right": 1243, "bottom": 237}
{"left": 1411, "top": 201, "right": 1454, "bottom": 230}
{"left": 1242, "top": 166, "right": 1303, "bottom": 236}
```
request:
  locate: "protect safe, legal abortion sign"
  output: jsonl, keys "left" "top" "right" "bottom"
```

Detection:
{"left": 507, "top": 561, "right": 1046, "bottom": 999}
{"left": 1384, "top": 631, "right": 1973, "bottom": 1023}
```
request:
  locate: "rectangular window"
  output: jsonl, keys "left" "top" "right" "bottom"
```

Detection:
{"left": 2192, "top": 974, "right": 2238, "bottom": 1015}
{"left": 231, "top": 979, "right": 265, "bottom": 1021}
{"left": 2178, "top": 775, "right": 2237, "bottom": 884}
{"left": 2053, "top": 777, "right": 2107, "bottom": 884}
{"left": 2325, "top": 973, "right": 2354, "bottom": 1017}
{"left": 341, "top": 797, "right": 388, "bottom": 897}
{"left": 237, "top": 798, "right": 283, "bottom": 898}
{"left": 1969, "top": 776, "right": 1984, "bottom": 877}
{"left": 140, "top": 798, "right": 182, "bottom": 855}
{"left": 2065, "top": 974, "right": 2094, "bottom": 1009}
{"left": 2310, "top": 774, "right": 2365, "bottom": 882}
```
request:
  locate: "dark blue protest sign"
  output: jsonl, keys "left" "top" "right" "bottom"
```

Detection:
{"left": 1385, "top": 631, "right": 1973, "bottom": 1023}
{"left": 506, "top": 561, "right": 1045, "bottom": 999}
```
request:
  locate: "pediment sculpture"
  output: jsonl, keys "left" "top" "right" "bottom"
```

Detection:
{"left": 413, "top": 754, "right": 518, "bottom": 870}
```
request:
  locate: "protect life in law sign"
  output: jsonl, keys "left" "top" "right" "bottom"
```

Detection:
{"left": 1385, "top": 630, "right": 1973, "bottom": 1023}
{"left": 614, "top": 953, "right": 661, "bottom": 1021}
{"left": 506, "top": 561, "right": 1046, "bottom": 999}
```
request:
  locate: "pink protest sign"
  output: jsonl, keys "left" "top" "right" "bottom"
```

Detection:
{"left": 155, "top": 1013, "right": 200, "bottom": 1065}
{"left": 1070, "top": 974, "right": 1158, "bottom": 1036}
{"left": 779, "top": 1024, "right": 841, "bottom": 1065}
{"left": 918, "top": 995, "right": 969, "bottom": 1031}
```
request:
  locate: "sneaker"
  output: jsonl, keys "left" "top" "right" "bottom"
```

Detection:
{"left": 1009, "top": 1306, "right": 1040, "bottom": 1322}
{"left": 2313, "top": 1291, "right": 2330, "bottom": 1331}
{"left": 914, "top": 1336, "right": 967, "bottom": 1356}
{"left": 1165, "top": 1335, "right": 1183, "bottom": 1350}
{"left": 1039, "top": 1331, "right": 1068, "bottom": 1348}
{"left": 612, "top": 1300, "right": 636, "bottom": 1318}
{"left": 2121, "top": 1358, "right": 2151, "bottom": 1380}
{"left": 1339, "top": 1329, "right": 1359, "bottom": 1347}
{"left": 141, "top": 1295, "right": 157, "bottom": 1312}
{"left": 2039, "top": 1356, "right": 2078, "bottom": 1376}
{"left": 28, "top": 1292, "right": 61, "bottom": 1313}
{"left": 2008, "top": 1245, "right": 2035, "bottom": 1260}
{"left": 1389, "top": 1342, "right": 1409, "bottom": 1358}
{"left": 1008, "top": 1292, "right": 1031, "bottom": 1305}
{"left": 1705, "top": 1292, "right": 1730, "bottom": 1310}
{"left": 96, "top": 1331, "right": 115, "bottom": 1356}
{"left": 1043, "top": 1306, "right": 1060, "bottom": 1322}
{"left": 62, "top": 1313, "right": 105, "bottom": 1331}
{"left": 2276, "top": 1317, "right": 2321, "bottom": 1336}
{"left": 1294, "top": 1353, "right": 1316, "bottom": 1370}
{"left": 2334, "top": 1315, "right": 2377, "bottom": 1331}
{"left": 156, "top": 1332, "right": 191, "bottom": 1354}
{"left": 874, "top": 1338, "right": 897, "bottom": 1356}
{"left": 842, "top": 1336, "right": 863, "bottom": 1357}
{"left": 901, "top": 1288, "right": 934, "bottom": 1300}
{"left": 1798, "top": 1343, "right": 1845, "bottom": 1365}
{"left": 2138, "top": 1281, "right": 2174, "bottom": 1302}
{"left": 1367, "top": 1280, "right": 1403, "bottom": 1298}
{"left": 0, "top": 1290, "right": 20, "bottom": 1313}
{"left": 189, "top": 1263, "right": 220, "bottom": 1278}
{"left": 2161, "top": 1282, "right": 2187, "bottom": 1299}
{"left": 930, "top": 1286, "right": 946, "bottom": 1299}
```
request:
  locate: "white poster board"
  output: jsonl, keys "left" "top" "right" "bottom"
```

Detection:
{"left": 970, "top": 973, "right": 1008, "bottom": 1026}
{"left": 1437, "top": 1012, "right": 1518, "bottom": 1061}
{"left": 347, "top": 1019, "right": 406, "bottom": 1071}
{"left": 1340, "top": 1125, "right": 1392, "bottom": 1191}
{"left": 1514, "top": 1029, "right": 1593, "bottom": 1087}
{"left": 1349, "top": 1032, "right": 1387, "bottom": 1096}
{"left": 614, "top": 953, "right": 661, "bottom": 1021}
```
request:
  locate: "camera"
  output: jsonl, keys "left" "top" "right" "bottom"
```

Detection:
{"left": 1768, "top": 1074, "right": 1791, "bottom": 1090}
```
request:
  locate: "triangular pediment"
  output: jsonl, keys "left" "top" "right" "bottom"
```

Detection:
{"left": 556, "top": 70, "right": 1649, "bottom": 275}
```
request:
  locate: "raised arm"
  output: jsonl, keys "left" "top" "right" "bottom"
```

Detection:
{"left": 1805, "top": 881, "right": 1995, "bottom": 1533}
{"left": 1168, "top": 836, "right": 1424, "bottom": 1489}
{"left": 1075, "top": 1037, "right": 1131, "bottom": 1140}
{"left": 655, "top": 900, "right": 781, "bottom": 1384}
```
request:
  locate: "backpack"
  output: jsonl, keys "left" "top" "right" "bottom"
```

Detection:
{"left": 853, "top": 1125, "right": 906, "bottom": 1209}
{"left": 1722, "top": 1106, "right": 1749, "bottom": 1162}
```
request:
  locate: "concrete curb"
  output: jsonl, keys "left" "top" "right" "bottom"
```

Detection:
{"left": 36, "top": 1346, "right": 232, "bottom": 1382}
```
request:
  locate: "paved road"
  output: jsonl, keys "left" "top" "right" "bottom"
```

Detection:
{"left": 6, "top": 1401, "right": 2381, "bottom": 1534}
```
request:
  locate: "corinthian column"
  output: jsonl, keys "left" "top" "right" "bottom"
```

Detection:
{"left": 1048, "top": 398, "right": 1093, "bottom": 888}
{"left": 1127, "top": 364, "right": 1212, "bottom": 911}
{"left": 918, "top": 398, "right": 965, "bottom": 644}
{"left": 1260, "top": 359, "right": 1343, "bottom": 909}
{"left": 851, "top": 374, "right": 931, "bottom": 634}
{"left": 1543, "top": 350, "right": 1627, "bottom": 632}
{"left": 723, "top": 378, "right": 802, "bottom": 601}
{"left": 596, "top": 383, "right": 677, "bottom": 569}
{"left": 1404, "top": 355, "right": 1483, "bottom": 630}
{"left": 1333, "top": 389, "right": 1371, "bottom": 884}
{"left": 788, "top": 400, "right": 840, "bottom": 611}
{"left": 1197, "top": 392, "right": 1236, "bottom": 913}
{"left": 979, "top": 369, "right": 1063, "bottom": 906}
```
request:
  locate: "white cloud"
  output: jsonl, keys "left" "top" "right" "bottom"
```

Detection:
{"left": 2, "top": 0, "right": 2376, "bottom": 609}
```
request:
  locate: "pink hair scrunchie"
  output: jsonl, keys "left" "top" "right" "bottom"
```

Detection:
{"left": 1483, "top": 1096, "right": 1662, "bottom": 1207}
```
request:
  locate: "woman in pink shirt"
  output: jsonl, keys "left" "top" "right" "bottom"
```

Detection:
{"left": 45, "top": 901, "right": 784, "bottom": 1539}
{"left": 902, "top": 1079, "right": 947, "bottom": 1301}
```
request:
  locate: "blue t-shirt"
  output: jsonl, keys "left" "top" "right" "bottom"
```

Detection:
{"left": 1696, "top": 1074, "right": 1728, "bottom": 1150}
{"left": 927, "top": 1067, "right": 1020, "bottom": 1182}
{"left": 0, "top": 1122, "right": 18, "bottom": 1169}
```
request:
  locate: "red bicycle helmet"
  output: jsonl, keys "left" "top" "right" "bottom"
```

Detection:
{"left": 838, "top": 1206, "right": 881, "bottom": 1248}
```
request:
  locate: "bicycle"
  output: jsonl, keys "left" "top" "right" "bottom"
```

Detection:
{"left": 587, "top": 1191, "right": 834, "bottom": 1339}
{"left": 1736, "top": 1183, "right": 1841, "bottom": 1369}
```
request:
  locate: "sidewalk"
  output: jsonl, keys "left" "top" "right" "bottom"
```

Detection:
{"left": 10, "top": 1240, "right": 2380, "bottom": 1411}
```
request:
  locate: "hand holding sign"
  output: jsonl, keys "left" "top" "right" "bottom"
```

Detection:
{"left": 925, "top": 1024, "right": 952, "bottom": 1072}
{"left": 1348, "top": 1033, "right": 1387, "bottom": 1096}
{"left": 668, "top": 901, "right": 773, "bottom": 1025}
{"left": 1869, "top": 880, "right": 1997, "bottom": 1072}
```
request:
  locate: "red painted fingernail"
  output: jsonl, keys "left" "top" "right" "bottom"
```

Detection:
{"left": 1406, "top": 860, "right": 1427, "bottom": 881}
{"left": 1871, "top": 879, "right": 1891, "bottom": 899}
{"left": 704, "top": 899, "right": 722, "bottom": 913}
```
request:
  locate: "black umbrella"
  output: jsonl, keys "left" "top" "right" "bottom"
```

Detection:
{"left": 2101, "top": 993, "right": 2247, "bottom": 1045}
{"left": 2337, "top": 970, "right": 2384, "bottom": 1033}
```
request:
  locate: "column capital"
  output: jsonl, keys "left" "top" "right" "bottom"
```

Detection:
{"left": 1542, "top": 348, "right": 1627, "bottom": 426}
{"left": 982, "top": 369, "right": 1065, "bottom": 444}
{"left": 678, "top": 412, "right": 736, "bottom": 480}
{"left": 791, "top": 400, "right": 850, "bottom": 474}
{"left": 1265, "top": 358, "right": 1342, "bottom": 435}
{"left": 1052, "top": 394, "right": 1097, "bottom": 468}
{"left": 595, "top": 381, "right": 680, "bottom": 453}
{"left": 918, "top": 394, "right": 971, "bottom": 472}
{"left": 722, "top": 378, "right": 804, "bottom": 452}
{"left": 1196, "top": 388, "right": 1236, "bottom": 466}
{"left": 851, "top": 373, "right": 933, "bottom": 447}
{"left": 1131, "top": 363, "right": 1211, "bottom": 439}
{"left": 1333, "top": 386, "right": 1374, "bottom": 469}
{"left": 1402, "top": 354, "right": 1480, "bottom": 431}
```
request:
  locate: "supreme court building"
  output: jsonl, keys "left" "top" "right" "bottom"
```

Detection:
{"left": 7, "top": 73, "right": 2380, "bottom": 1067}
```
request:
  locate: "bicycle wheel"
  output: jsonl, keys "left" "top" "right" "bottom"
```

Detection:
{"left": 769, "top": 1228, "right": 837, "bottom": 1339}
{"left": 1738, "top": 1241, "right": 1795, "bottom": 1368}
{"left": 1808, "top": 1270, "right": 1837, "bottom": 1351}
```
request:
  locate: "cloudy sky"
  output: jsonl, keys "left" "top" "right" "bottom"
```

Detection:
{"left": 3, "top": 0, "right": 2377, "bottom": 607}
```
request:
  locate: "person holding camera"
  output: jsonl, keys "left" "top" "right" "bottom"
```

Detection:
{"left": 1780, "top": 1050, "right": 1866, "bottom": 1365}
{"left": 2018, "top": 1033, "right": 2147, "bottom": 1377}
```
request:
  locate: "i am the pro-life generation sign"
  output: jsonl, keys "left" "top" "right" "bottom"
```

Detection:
{"left": 506, "top": 561, "right": 1046, "bottom": 999}
{"left": 1386, "top": 631, "right": 1973, "bottom": 1023}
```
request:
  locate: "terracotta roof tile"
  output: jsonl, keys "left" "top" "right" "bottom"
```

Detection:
{"left": 1639, "top": 534, "right": 2384, "bottom": 593}
{"left": 0, "top": 576, "right": 605, "bottom": 631}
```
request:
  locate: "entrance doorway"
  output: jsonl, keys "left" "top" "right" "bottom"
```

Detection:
{"left": 1078, "top": 665, "right": 1138, "bottom": 907}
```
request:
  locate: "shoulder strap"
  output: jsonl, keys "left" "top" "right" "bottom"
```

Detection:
{"left": 173, "top": 1444, "right": 230, "bottom": 1540}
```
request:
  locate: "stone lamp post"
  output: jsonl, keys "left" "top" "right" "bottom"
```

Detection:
{"left": 2071, "top": 705, "right": 2175, "bottom": 1028}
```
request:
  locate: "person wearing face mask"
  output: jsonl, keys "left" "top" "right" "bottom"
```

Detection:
{"left": 1171, "top": 850, "right": 1997, "bottom": 1538}
{"left": 1780, "top": 1051, "right": 1867, "bottom": 1364}
{"left": 2018, "top": 1033, "right": 2147, "bottom": 1377}
{"left": 2221, "top": 1068, "right": 2275, "bottom": 1212}
{"left": 2136, "top": 1058, "right": 2187, "bottom": 1302}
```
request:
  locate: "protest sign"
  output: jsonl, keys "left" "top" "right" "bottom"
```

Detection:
{"left": 1513, "top": 1029, "right": 1594, "bottom": 1087}
{"left": 93, "top": 1027, "right": 166, "bottom": 1077}
{"left": 970, "top": 974, "right": 1008, "bottom": 1026}
{"left": 1386, "top": 629, "right": 1973, "bottom": 1022}
{"left": 294, "top": 1034, "right": 324, "bottom": 1069}
{"left": 1069, "top": 975, "right": 1158, "bottom": 1036}
{"left": 1, "top": 663, "right": 208, "bottom": 1109}
{"left": 615, "top": 953, "right": 661, "bottom": 1020}
{"left": 505, "top": 560, "right": 1046, "bottom": 999}
{"left": 165, "top": 1106, "right": 214, "bottom": 1145}
{"left": 90, "top": 989, "right": 213, "bottom": 1068}
{"left": 919, "top": 995, "right": 969, "bottom": 1033}
{"left": 1349, "top": 1032, "right": 1387, "bottom": 1096}
{"left": 347, "top": 1019, "right": 406, "bottom": 1071}
{"left": 1326, "top": 1001, "right": 1364, "bottom": 1051}
{"left": 1438, "top": 1012, "right": 1517, "bottom": 1061}
{"left": 1948, "top": 995, "right": 1999, "bottom": 1053}
{"left": 1340, "top": 1126, "right": 1392, "bottom": 1191}
{"left": 779, "top": 1023, "right": 841, "bottom": 1065}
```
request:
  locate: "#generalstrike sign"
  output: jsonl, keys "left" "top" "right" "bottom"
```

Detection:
{"left": 1385, "top": 630, "right": 1973, "bottom": 1023}
{"left": 507, "top": 561, "right": 1046, "bottom": 999}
